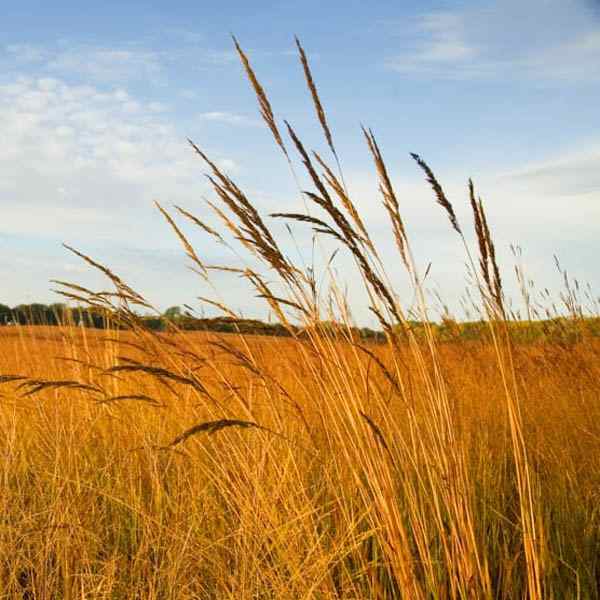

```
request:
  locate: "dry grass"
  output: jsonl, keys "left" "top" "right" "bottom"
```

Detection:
{"left": 0, "top": 327, "right": 598, "bottom": 598}
{"left": 1, "top": 37, "right": 599, "bottom": 599}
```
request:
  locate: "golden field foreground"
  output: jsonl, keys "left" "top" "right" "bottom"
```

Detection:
{"left": 0, "top": 324, "right": 598, "bottom": 598}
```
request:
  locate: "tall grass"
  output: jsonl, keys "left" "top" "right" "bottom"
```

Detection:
{"left": 0, "top": 38, "right": 599, "bottom": 599}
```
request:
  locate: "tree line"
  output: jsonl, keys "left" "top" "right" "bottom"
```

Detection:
{"left": 1, "top": 302, "right": 598, "bottom": 344}
{"left": 0, "top": 303, "right": 107, "bottom": 328}
{"left": 0, "top": 302, "right": 383, "bottom": 340}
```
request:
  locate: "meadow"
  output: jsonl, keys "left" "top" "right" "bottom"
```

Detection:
{"left": 1, "top": 38, "right": 599, "bottom": 599}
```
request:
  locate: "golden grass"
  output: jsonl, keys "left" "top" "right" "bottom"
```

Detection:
{"left": 1, "top": 36, "right": 599, "bottom": 599}
{"left": 1, "top": 326, "right": 598, "bottom": 598}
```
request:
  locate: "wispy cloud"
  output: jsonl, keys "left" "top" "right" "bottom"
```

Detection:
{"left": 0, "top": 76, "right": 234, "bottom": 246}
{"left": 1, "top": 41, "right": 236, "bottom": 86}
{"left": 402, "top": 12, "right": 475, "bottom": 66}
{"left": 500, "top": 147, "right": 600, "bottom": 197}
{"left": 5, "top": 43, "right": 49, "bottom": 63}
{"left": 47, "top": 48, "right": 164, "bottom": 83}
{"left": 384, "top": 10, "right": 489, "bottom": 77}
{"left": 2, "top": 43, "right": 163, "bottom": 84}
{"left": 385, "top": 1, "right": 600, "bottom": 83}
{"left": 523, "top": 30, "right": 600, "bottom": 81}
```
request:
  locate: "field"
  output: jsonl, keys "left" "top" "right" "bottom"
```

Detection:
{"left": 1, "top": 39, "right": 599, "bottom": 599}
{"left": 0, "top": 323, "right": 598, "bottom": 598}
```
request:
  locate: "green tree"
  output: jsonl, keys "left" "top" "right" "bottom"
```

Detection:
{"left": 164, "top": 306, "right": 182, "bottom": 320}
{"left": 0, "top": 304, "right": 11, "bottom": 325}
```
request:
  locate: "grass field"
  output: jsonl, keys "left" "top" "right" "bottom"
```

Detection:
{"left": 1, "top": 324, "right": 598, "bottom": 598}
{"left": 1, "top": 38, "right": 599, "bottom": 599}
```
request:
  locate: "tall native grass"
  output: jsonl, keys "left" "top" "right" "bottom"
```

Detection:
{"left": 1, "top": 37, "right": 599, "bottom": 599}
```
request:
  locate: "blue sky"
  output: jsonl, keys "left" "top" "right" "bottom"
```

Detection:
{"left": 1, "top": 0, "right": 599, "bottom": 322}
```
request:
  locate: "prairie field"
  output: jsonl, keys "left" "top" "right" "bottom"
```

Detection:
{"left": 0, "top": 322, "right": 599, "bottom": 598}
{"left": 1, "top": 37, "right": 599, "bottom": 600}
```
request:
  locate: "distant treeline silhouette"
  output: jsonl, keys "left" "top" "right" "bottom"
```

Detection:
{"left": 0, "top": 302, "right": 383, "bottom": 339}
{"left": 1, "top": 302, "right": 599, "bottom": 344}
{"left": 0, "top": 302, "right": 107, "bottom": 328}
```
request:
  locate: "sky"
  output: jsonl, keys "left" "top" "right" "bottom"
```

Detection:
{"left": 1, "top": 0, "right": 599, "bottom": 323}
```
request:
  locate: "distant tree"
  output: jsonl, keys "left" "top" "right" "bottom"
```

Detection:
{"left": 12, "top": 303, "right": 49, "bottom": 325}
{"left": 0, "top": 304, "right": 11, "bottom": 325}
{"left": 140, "top": 316, "right": 164, "bottom": 331}
{"left": 164, "top": 306, "right": 182, "bottom": 320}
{"left": 49, "top": 303, "right": 68, "bottom": 325}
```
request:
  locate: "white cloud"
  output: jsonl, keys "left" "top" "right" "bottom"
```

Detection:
{"left": 498, "top": 146, "right": 600, "bottom": 198}
{"left": 524, "top": 30, "right": 600, "bottom": 81}
{"left": 384, "top": 10, "right": 486, "bottom": 77}
{"left": 1, "top": 43, "right": 163, "bottom": 84}
{"left": 47, "top": 48, "right": 163, "bottom": 83}
{"left": 413, "top": 12, "right": 474, "bottom": 63}
{"left": 0, "top": 72, "right": 253, "bottom": 309}
{"left": 385, "top": 1, "right": 600, "bottom": 82}
{"left": 5, "top": 43, "right": 49, "bottom": 63}
{"left": 0, "top": 76, "right": 235, "bottom": 248}
{"left": 1, "top": 41, "right": 237, "bottom": 86}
